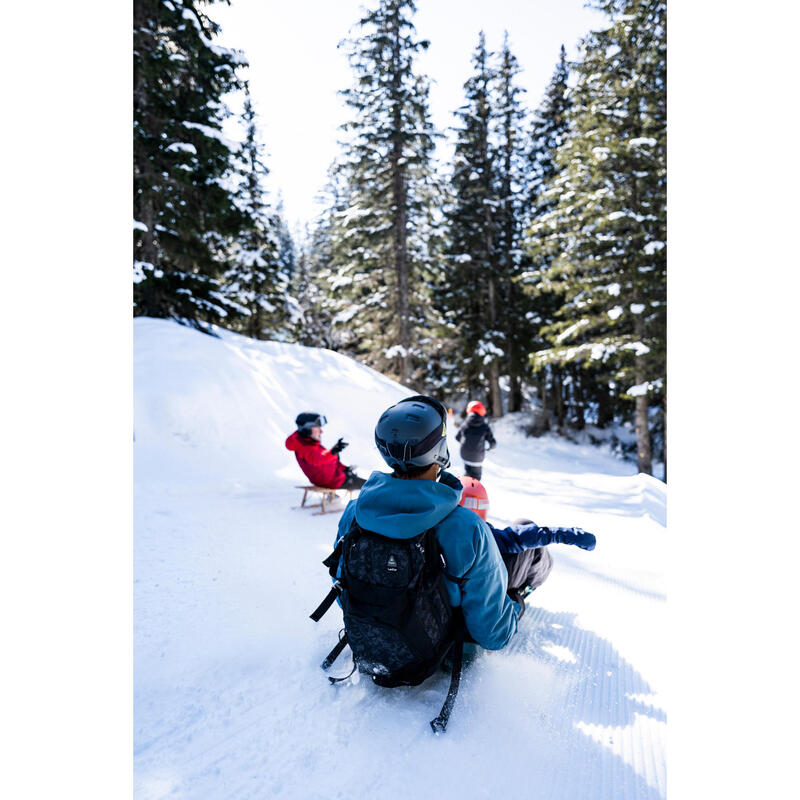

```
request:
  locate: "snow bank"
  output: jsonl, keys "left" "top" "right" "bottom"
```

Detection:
{"left": 134, "top": 318, "right": 408, "bottom": 488}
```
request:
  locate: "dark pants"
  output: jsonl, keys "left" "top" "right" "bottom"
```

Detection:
{"left": 340, "top": 469, "right": 366, "bottom": 491}
{"left": 464, "top": 463, "right": 483, "bottom": 480}
{"left": 501, "top": 518, "right": 553, "bottom": 593}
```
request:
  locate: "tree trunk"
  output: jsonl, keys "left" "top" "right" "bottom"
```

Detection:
{"left": 632, "top": 283, "right": 652, "bottom": 473}
{"left": 508, "top": 360, "right": 522, "bottom": 412}
{"left": 633, "top": 349, "right": 652, "bottom": 474}
{"left": 662, "top": 392, "right": 667, "bottom": 483}
{"left": 553, "top": 368, "right": 564, "bottom": 429}
{"left": 634, "top": 390, "right": 652, "bottom": 474}
{"left": 597, "top": 381, "right": 613, "bottom": 427}
{"left": 627, "top": 80, "right": 652, "bottom": 475}
{"left": 133, "top": 6, "right": 162, "bottom": 317}
{"left": 390, "top": 11, "right": 409, "bottom": 384}
{"left": 572, "top": 367, "right": 585, "bottom": 430}
{"left": 530, "top": 369, "right": 549, "bottom": 436}
{"left": 486, "top": 276, "right": 503, "bottom": 417}
{"left": 539, "top": 369, "right": 548, "bottom": 417}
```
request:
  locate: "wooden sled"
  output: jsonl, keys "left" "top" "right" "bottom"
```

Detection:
{"left": 294, "top": 485, "right": 355, "bottom": 515}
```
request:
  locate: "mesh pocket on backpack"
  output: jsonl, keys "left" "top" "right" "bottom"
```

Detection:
{"left": 344, "top": 614, "right": 417, "bottom": 674}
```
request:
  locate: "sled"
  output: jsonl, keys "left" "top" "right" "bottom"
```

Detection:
{"left": 294, "top": 485, "right": 355, "bottom": 515}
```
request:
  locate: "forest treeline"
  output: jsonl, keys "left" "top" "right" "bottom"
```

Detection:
{"left": 133, "top": 0, "right": 666, "bottom": 476}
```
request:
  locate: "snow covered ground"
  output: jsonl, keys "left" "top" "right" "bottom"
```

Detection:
{"left": 134, "top": 318, "right": 666, "bottom": 800}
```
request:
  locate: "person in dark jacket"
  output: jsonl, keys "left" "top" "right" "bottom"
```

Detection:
{"left": 455, "top": 400, "right": 496, "bottom": 480}
{"left": 285, "top": 412, "right": 366, "bottom": 490}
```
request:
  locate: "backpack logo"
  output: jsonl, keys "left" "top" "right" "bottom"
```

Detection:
{"left": 387, "top": 554, "right": 398, "bottom": 572}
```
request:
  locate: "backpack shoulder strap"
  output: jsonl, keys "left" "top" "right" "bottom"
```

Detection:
{"left": 322, "top": 535, "right": 345, "bottom": 578}
{"left": 428, "top": 527, "right": 468, "bottom": 587}
{"left": 310, "top": 521, "right": 358, "bottom": 622}
{"left": 430, "top": 622, "right": 465, "bottom": 734}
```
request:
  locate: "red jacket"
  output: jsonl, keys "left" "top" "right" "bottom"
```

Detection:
{"left": 285, "top": 431, "right": 346, "bottom": 489}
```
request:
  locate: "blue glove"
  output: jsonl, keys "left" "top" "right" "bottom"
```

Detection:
{"left": 490, "top": 522, "right": 596, "bottom": 554}
{"left": 548, "top": 526, "right": 596, "bottom": 551}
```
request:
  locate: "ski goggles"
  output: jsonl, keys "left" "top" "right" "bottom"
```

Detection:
{"left": 298, "top": 414, "right": 327, "bottom": 427}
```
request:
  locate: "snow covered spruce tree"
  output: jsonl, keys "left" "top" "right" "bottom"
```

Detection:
{"left": 438, "top": 32, "right": 503, "bottom": 414}
{"left": 134, "top": 0, "right": 249, "bottom": 328}
{"left": 438, "top": 32, "right": 530, "bottom": 416}
{"left": 291, "top": 225, "right": 335, "bottom": 349}
{"left": 220, "top": 88, "right": 292, "bottom": 340}
{"left": 298, "top": 164, "right": 351, "bottom": 349}
{"left": 521, "top": 45, "right": 573, "bottom": 431}
{"left": 493, "top": 34, "right": 532, "bottom": 413}
{"left": 325, "top": 0, "right": 442, "bottom": 387}
{"left": 275, "top": 197, "right": 297, "bottom": 286}
{"left": 523, "top": 0, "right": 666, "bottom": 473}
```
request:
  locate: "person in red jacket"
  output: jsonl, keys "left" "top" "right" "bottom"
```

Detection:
{"left": 285, "top": 412, "right": 366, "bottom": 490}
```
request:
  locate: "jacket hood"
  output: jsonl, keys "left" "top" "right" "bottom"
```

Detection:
{"left": 285, "top": 430, "right": 315, "bottom": 451}
{"left": 354, "top": 471, "right": 462, "bottom": 538}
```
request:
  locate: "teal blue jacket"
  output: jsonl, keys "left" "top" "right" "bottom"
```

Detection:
{"left": 334, "top": 471, "right": 520, "bottom": 650}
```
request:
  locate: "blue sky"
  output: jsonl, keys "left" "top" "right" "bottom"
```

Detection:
{"left": 213, "top": 0, "right": 607, "bottom": 232}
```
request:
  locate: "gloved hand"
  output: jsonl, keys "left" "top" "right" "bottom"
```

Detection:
{"left": 437, "top": 470, "right": 463, "bottom": 492}
{"left": 330, "top": 437, "right": 348, "bottom": 456}
{"left": 491, "top": 522, "right": 597, "bottom": 554}
{"left": 487, "top": 442, "right": 496, "bottom": 451}
{"left": 547, "top": 526, "right": 596, "bottom": 551}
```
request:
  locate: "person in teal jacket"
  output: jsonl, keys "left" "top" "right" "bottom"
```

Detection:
{"left": 335, "top": 467, "right": 519, "bottom": 650}
{"left": 331, "top": 394, "right": 521, "bottom": 651}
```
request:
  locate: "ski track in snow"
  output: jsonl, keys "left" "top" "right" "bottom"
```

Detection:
{"left": 134, "top": 319, "right": 666, "bottom": 800}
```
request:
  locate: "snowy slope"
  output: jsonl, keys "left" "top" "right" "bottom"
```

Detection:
{"left": 134, "top": 318, "right": 666, "bottom": 800}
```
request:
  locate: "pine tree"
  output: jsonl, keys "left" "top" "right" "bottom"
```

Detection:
{"left": 275, "top": 196, "right": 296, "bottom": 285}
{"left": 325, "top": 0, "right": 441, "bottom": 387}
{"left": 292, "top": 225, "right": 335, "bottom": 348}
{"left": 306, "top": 162, "right": 351, "bottom": 351}
{"left": 220, "top": 88, "right": 288, "bottom": 339}
{"left": 133, "top": 0, "right": 249, "bottom": 328}
{"left": 438, "top": 32, "right": 502, "bottom": 411}
{"left": 521, "top": 45, "right": 572, "bottom": 429}
{"left": 524, "top": 0, "right": 666, "bottom": 473}
{"left": 493, "top": 33, "right": 531, "bottom": 413}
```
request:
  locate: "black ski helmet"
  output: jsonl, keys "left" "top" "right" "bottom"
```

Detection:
{"left": 374, "top": 395, "right": 450, "bottom": 473}
{"left": 295, "top": 412, "right": 327, "bottom": 436}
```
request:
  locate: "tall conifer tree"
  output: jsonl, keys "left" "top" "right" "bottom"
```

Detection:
{"left": 524, "top": 0, "right": 666, "bottom": 473}
{"left": 326, "top": 0, "right": 441, "bottom": 386}
{"left": 493, "top": 33, "right": 531, "bottom": 413}
{"left": 133, "top": 0, "right": 248, "bottom": 328}
{"left": 291, "top": 227, "right": 334, "bottom": 348}
{"left": 522, "top": 45, "right": 572, "bottom": 428}
{"left": 439, "top": 32, "right": 502, "bottom": 411}
{"left": 275, "top": 197, "right": 296, "bottom": 284}
{"left": 221, "top": 88, "right": 289, "bottom": 339}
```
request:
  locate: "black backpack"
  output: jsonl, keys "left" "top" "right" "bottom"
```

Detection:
{"left": 310, "top": 518, "right": 465, "bottom": 732}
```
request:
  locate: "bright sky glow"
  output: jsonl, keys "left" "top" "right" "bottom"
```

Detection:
{"left": 213, "top": 0, "right": 607, "bottom": 233}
